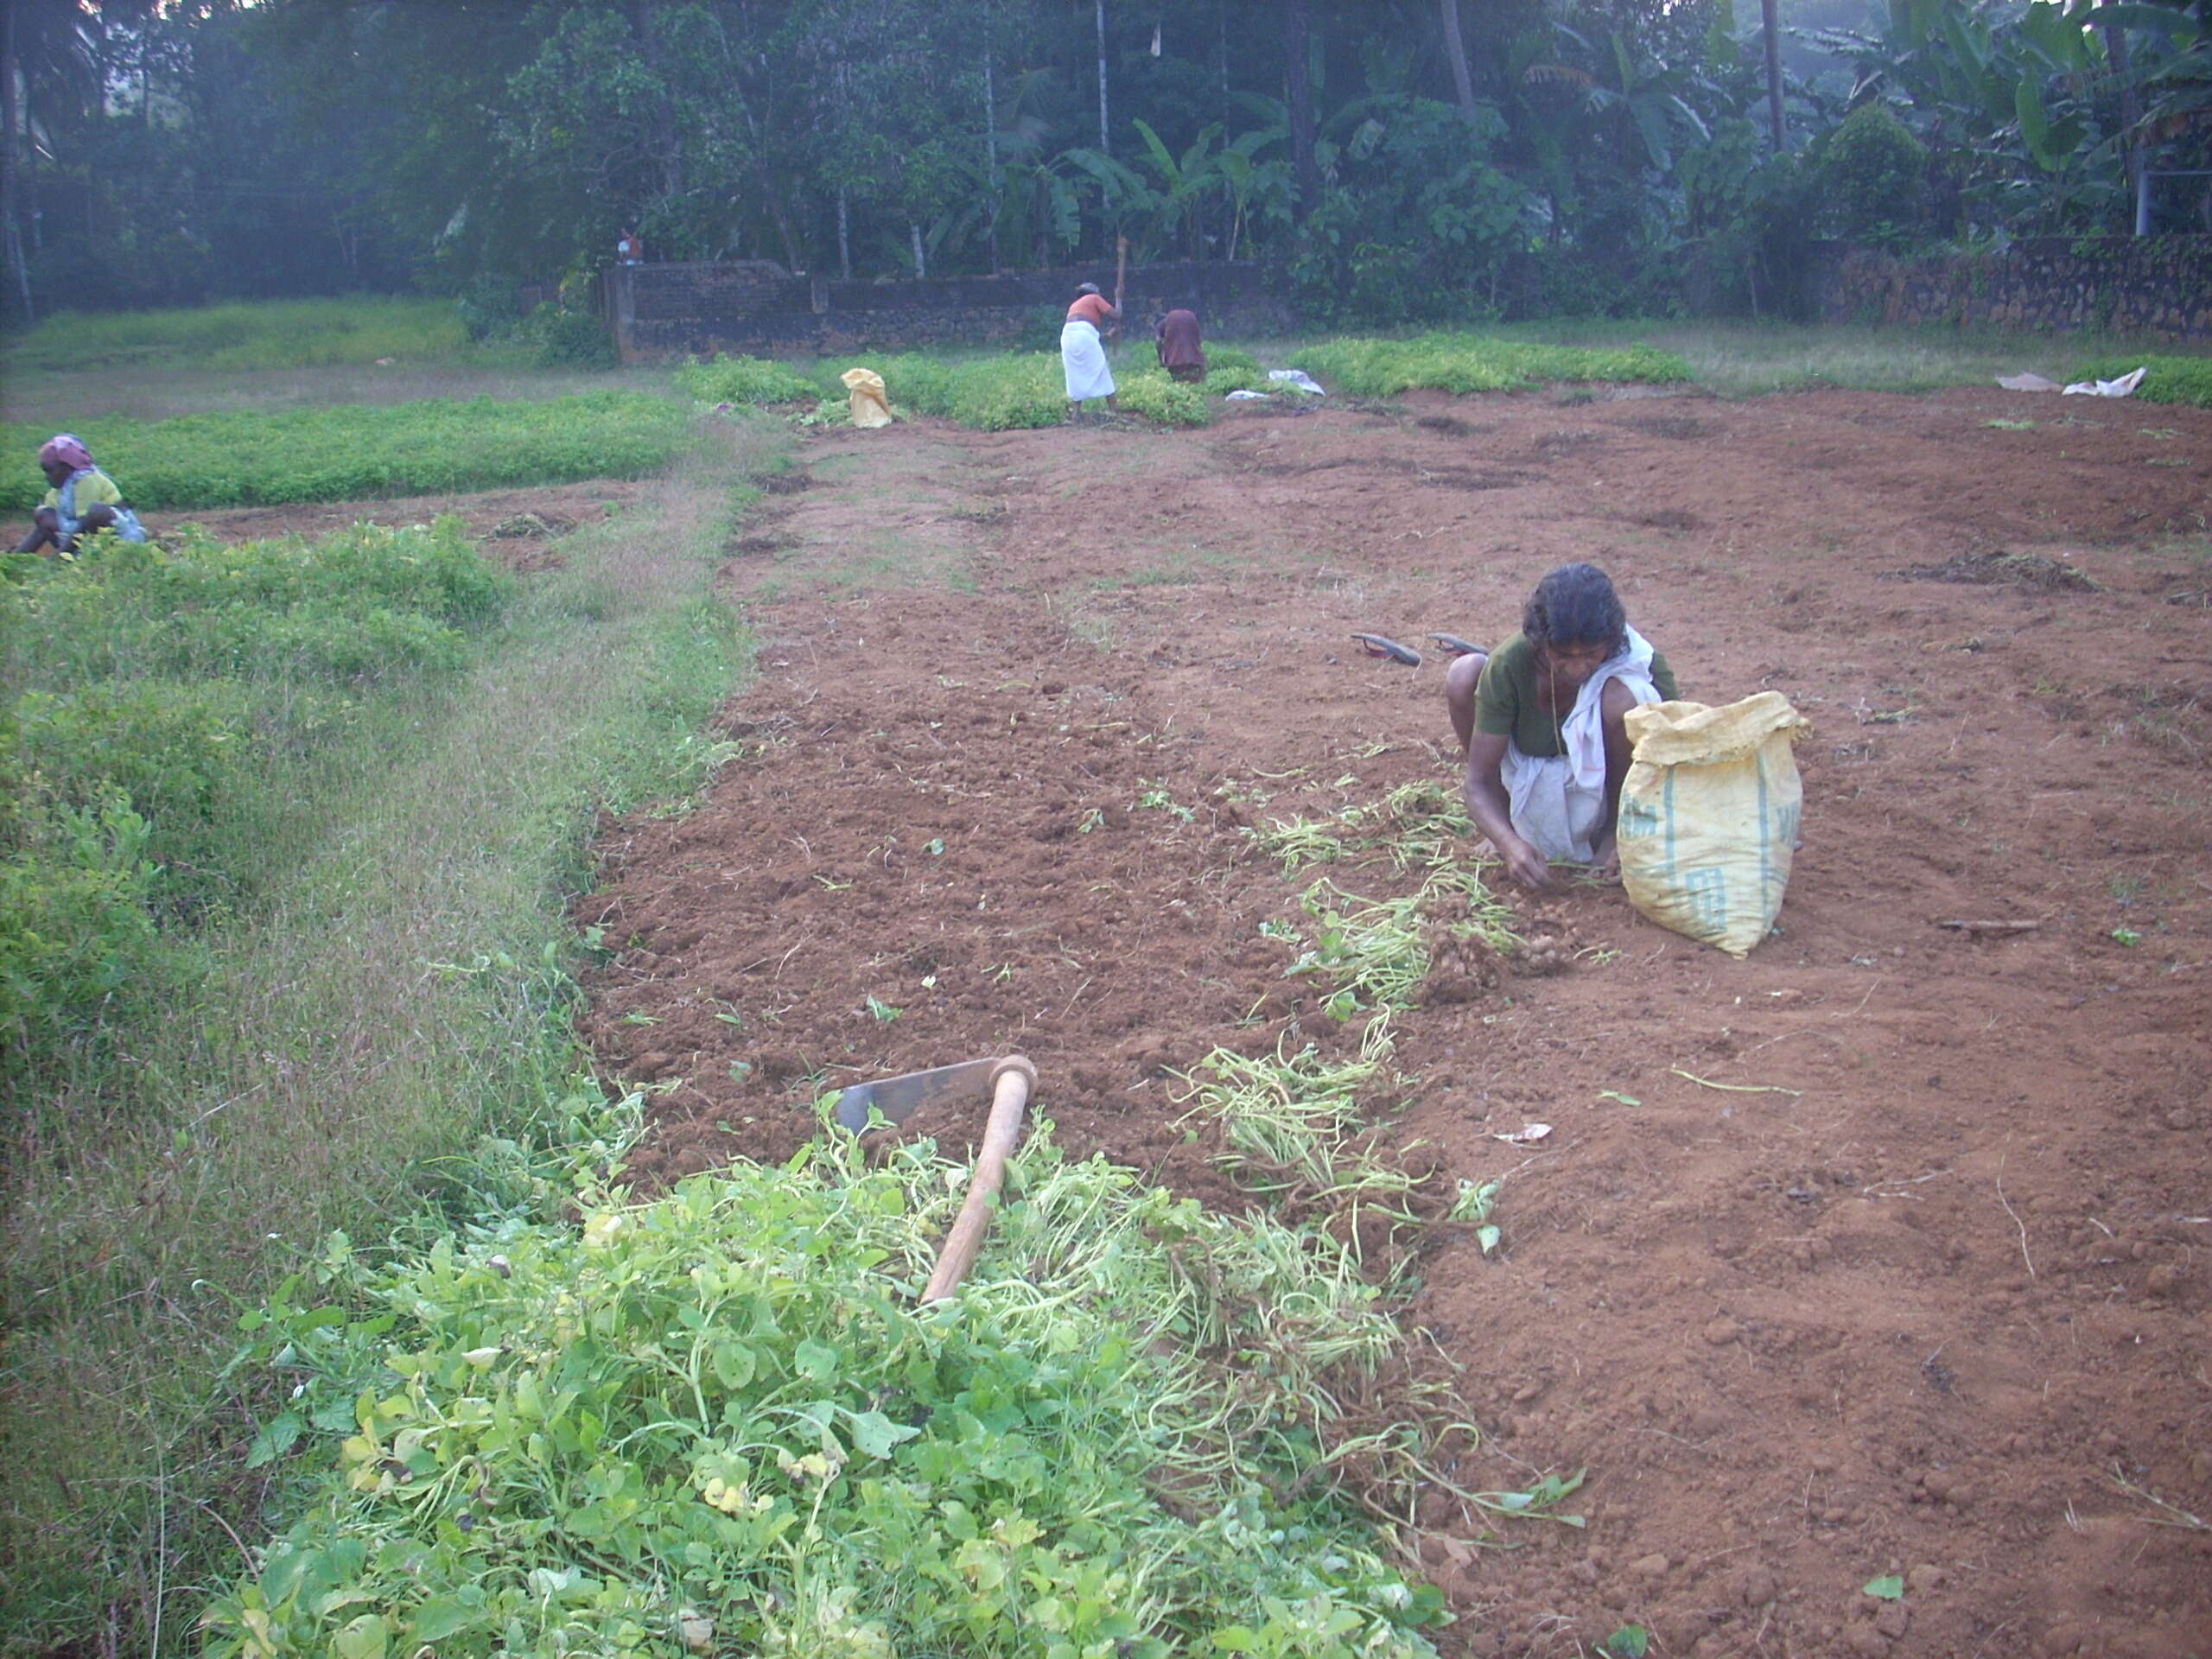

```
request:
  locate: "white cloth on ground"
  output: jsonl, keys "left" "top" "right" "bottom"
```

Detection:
{"left": 1497, "top": 626, "right": 1663, "bottom": 864}
{"left": 1059, "top": 319, "right": 1116, "bottom": 401}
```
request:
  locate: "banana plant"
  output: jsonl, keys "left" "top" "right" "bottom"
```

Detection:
{"left": 1128, "top": 119, "right": 1217, "bottom": 257}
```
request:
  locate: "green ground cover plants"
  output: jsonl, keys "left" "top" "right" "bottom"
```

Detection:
{"left": 1, "top": 520, "right": 512, "bottom": 1070}
{"left": 675, "top": 343, "right": 1265, "bottom": 433}
{"left": 200, "top": 1116, "right": 1451, "bottom": 1659}
{"left": 675, "top": 352, "right": 822, "bottom": 406}
{"left": 0, "top": 420, "right": 779, "bottom": 1652}
{"left": 1287, "top": 334, "right": 1692, "bottom": 398}
{"left": 0, "top": 392, "right": 691, "bottom": 512}
{"left": 812, "top": 350, "right": 1215, "bottom": 429}
{"left": 3, "top": 296, "right": 473, "bottom": 374}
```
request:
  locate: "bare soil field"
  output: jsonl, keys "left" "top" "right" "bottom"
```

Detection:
{"left": 569, "top": 387, "right": 2210, "bottom": 1658}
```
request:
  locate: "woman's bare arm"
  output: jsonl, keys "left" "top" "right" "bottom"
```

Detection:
{"left": 1463, "top": 730, "right": 1554, "bottom": 890}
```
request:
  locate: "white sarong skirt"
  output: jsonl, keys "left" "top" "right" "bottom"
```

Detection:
{"left": 1060, "top": 319, "right": 1116, "bottom": 401}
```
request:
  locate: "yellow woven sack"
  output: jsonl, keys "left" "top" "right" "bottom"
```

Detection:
{"left": 1617, "top": 691, "right": 1809, "bottom": 957}
{"left": 841, "top": 367, "right": 893, "bottom": 429}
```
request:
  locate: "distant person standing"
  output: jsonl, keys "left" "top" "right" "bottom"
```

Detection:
{"left": 14, "top": 435, "right": 146, "bottom": 558}
{"left": 1060, "top": 281, "right": 1120, "bottom": 420}
{"left": 1155, "top": 307, "right": 1206, "bottom": 383}
{"left": 617, "top": 226, "right": 644, "bottom": 265}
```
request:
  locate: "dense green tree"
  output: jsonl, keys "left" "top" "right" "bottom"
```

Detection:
{"left": 5, "top": 0, "right": 2203, "bottom": 326}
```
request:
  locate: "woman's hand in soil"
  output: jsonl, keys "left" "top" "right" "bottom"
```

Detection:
{"left": 1500, "top": 836, "right": 1557, "bottom": 892}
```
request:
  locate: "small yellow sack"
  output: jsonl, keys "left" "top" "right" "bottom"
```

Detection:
{"left": 1617, "top": 691, "right": 1809, "bottom": 958}
{"left": 841, "top": 367, "right": 893, "bottom": 429}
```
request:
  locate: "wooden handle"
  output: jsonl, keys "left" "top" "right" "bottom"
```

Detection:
{"left": 920, "top": 1056, "right": 1037, "bottom": 1303}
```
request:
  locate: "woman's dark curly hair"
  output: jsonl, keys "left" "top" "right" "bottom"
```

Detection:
{"left": 1522, "top": 563, "right": 1627, "bottom": 657}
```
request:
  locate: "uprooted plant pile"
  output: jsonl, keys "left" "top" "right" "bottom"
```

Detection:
{"left": 199, "top": 1103, "right": 1559, "bottom": 1659}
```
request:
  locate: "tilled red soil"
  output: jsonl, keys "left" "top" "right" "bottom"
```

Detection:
{"left": 575, "top": 385, "right": 2212, "bottom": 1657}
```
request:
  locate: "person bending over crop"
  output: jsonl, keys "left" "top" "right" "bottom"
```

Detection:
{"left": 1060, "top": 282, "right": 1120, "bottom": 419}
{"left": 15, "top": 434, "right": 147, "bottom": 558}
{"left": 1442, "top": 562, "right": 1676, "bottom": 891}
{"left": 1154, "top": 307, "right": 1206, "bottom": 383}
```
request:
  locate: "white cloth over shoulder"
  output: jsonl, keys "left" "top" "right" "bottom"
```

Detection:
{"left": 1060, "top": 319, "right": 1116, "bottom": 401}
{"left": 1498, "top": 626, "right": 1663, "bottom": 864}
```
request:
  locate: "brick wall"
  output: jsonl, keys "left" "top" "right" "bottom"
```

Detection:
{"left": 1811, "top": 236, "right": 2212, "bottom": 341}
{"left": 608, "top": 258, "right": 1289, "bottom": 359}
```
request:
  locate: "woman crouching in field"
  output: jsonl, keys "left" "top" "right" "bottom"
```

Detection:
{"left": 15, "top": 435, "right": 147, "bottom": 557}
{"left": 1443, "top": 562, "right": 1677, "bottom": 891}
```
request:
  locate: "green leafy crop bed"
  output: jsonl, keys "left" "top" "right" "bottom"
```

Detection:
{"left": 202, "top": 1125, "right": 1452, "bottom": 1659}
{"left": 1, "top": 522, "right": 512, "bottom": 1068}
{"left": 1287, "top": 334, "right": 1693, "bottom": 398}
{"left": 1, "top": 392, "right": 692, "bottom": 512}
{"left": 680, "top": 351, "right": 1218, "bottom": 430}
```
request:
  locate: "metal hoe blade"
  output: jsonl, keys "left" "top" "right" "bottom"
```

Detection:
{"left": 833, "top": 1056, "right": 999, "bottom": 1133}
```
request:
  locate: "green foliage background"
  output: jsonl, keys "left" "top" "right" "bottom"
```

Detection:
{"left": 12, "top": 1, "right": 2209, "bottom": 328}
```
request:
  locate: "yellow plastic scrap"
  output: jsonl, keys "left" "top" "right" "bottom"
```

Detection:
{"left": 842, "top": 366, "right": 893, "bottom": 429}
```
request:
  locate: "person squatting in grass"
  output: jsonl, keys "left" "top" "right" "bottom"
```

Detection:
{"left": 1060, "top": 282, "right": 1120, "bottom": 420}
{"left": 1443, "top": 562, "right": 1677, "bottom": 892}
{"left": 1154, "top": 307, "right": 1206, "bottom": 384}
{"left": 14, "top": 434, "right": 147, "bottom": 558}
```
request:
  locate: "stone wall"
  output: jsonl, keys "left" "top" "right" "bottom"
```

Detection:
{"left": 1811, "top": 236, "right": 2212, "bottom": 340}
{"left": 607, "top": 258, "right": 1287, "bottom": 360}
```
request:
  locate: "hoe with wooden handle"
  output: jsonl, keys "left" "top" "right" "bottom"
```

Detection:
{"left": 832, "top": 1054, "right": 1039, "bottom": 1302}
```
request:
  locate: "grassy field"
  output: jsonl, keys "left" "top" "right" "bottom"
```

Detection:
{"left": 0, "top": 296, "right": 669, "bottom": 428}
{"left": 3, "top": 296, "right": 477, "bottom": 373}
{"left": 0, "top": 413, "right": 786, "bottom": 1651}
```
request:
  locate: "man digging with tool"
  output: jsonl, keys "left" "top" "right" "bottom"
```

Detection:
{"left": 1440, "top": 563, "right": 1677, "bottom": 892}
{"left": 1060, "top": 282, "right": 1120, "bottom": 421}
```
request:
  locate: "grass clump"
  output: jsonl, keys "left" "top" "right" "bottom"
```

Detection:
{"left": 200, "top": 1122, "right": 1450, "bottom": 1659}
{"left": 0, "top": 392, "right": 691, "bottom": 512}
{"left": 675, "top": 352, "right": 821, "bottom": 406}
{"left": 2070, "top": 353, "right": 2212, "bottom": 409}
{"left": 1287, "top": 333, "right": 1692, "bottom": 398}
{"left": 3, "top": 296, "right": 471, "bottom": 373}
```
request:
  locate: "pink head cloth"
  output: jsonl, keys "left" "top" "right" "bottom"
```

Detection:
{"left": 39, "top": 434, "right": 94, "bottom": 472}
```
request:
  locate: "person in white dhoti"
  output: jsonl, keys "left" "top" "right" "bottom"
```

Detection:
{"left": 1059, "top": 283, "right": 1120, "bottom": 419}
{"left": 1440, "top": 563, "right": 1680, "bottom": 890}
